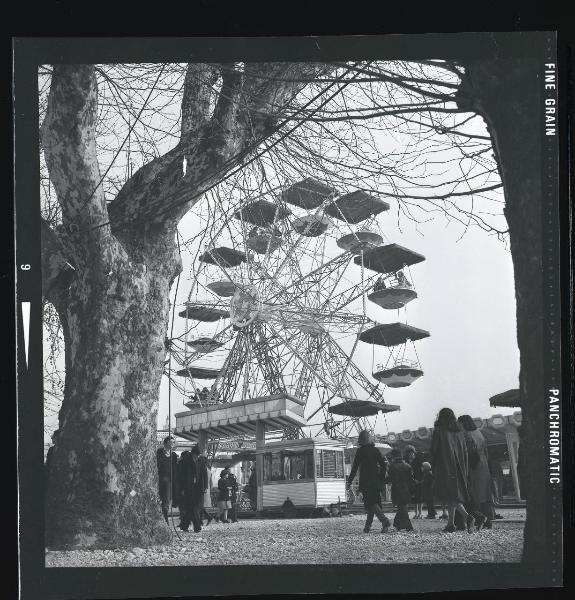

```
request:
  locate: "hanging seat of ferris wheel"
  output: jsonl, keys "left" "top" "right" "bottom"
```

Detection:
{"left": 199, "top": 247, "right": 247, "bottom": 268}
{"left": 328, "top": 399, "right": 400, "bottom": 417}
{"left": 372, "top": 365, "right": 424, "bottom": 388}
{"left": 281, "top": 177, "right": 338, "bottom": 209}
{"left": 359, "top": 322, "right": 430, "bottom": 346}
{"left": 186, "top": 337, "right": 224, "bottom": 353}
{"left": 368, "top": 287, "right": 418, "bottom": 310}
{"left": 176, "top": 366, "right": 222, "bottom": 379}
{"left": 246, "top": 225, "right": 284, "bottom": 254}
{"left": 325, "top": 190, "right": 390, "bottom": 224}
{"left": 178, "top": 303, "right": 230, "bottom": 321}
{"left": 336, "top": 230, "right": 383, "bottom": 254}
{"left": 291, "top": 213, "right": 332, "bottom": 237}
{"left": 353, "top": 243, "right": 425, "bottom": 273}
{"left": 233, "top": 199, "right": 291, "bottom": 226}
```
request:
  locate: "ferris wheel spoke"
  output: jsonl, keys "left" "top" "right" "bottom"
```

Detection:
{"left": 321, "top": 330, "right": 384, "bottom": 402}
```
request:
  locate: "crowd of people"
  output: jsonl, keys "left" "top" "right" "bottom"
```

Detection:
{"left": 156, "top": 437, "right": 245, "bottom": 533}
{"left": 158, "top": 407, "right": 503, "bottom": 535}
{"left": 347, "top": 408, "right": 499, "bottom": 534}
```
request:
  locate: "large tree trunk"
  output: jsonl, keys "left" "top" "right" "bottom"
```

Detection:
{"left": 458, "top": 58, "right": 546, "bottom": 562}
{"left": 42, "top": 63, "right": 324, "bottom": 549}
{"left": 45, "top": 224, "right": 181, "bottom": 548}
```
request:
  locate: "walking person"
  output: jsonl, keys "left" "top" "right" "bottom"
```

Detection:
{"left": 458, "top": 415, "right": 495, "bottom": 529}
{"left": 386, "top": 448, "right": 415, "bottom": 531}
{"left": 217, "top": 467, "right": 232, "bottom": 523}
{"left": 404, "top": 445, "right": 423, "bottom": 518}
{"left": 156, "top": 436, "right": 178, "bottom": 525}
{"left": 227, "top": 470, "right": 240, "bottom": 523}
{"left": 421, "top": 462, "right": 437, "bottom": 519}
{"left": 346, "top": 430, "right": 391, "bottom": 533}
{"left": 430, "top": 408, "right": 474, "bottom": 533}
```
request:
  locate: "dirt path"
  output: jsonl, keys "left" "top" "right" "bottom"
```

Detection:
{"left": 46, "top": 509, "right": 524, "bottom": 567}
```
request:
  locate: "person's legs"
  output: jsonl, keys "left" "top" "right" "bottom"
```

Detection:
{"left": 229, "top": 503, "right": 238, "bottom": 523}
{"left": 364, "top": 508, "right": 375, "bottom": 532}
{"left": 190, "top": 505, "right": 202, "bottom": 532}
{"left": 398, "top": 504, "right": 413, "bottom": 530}
{"left": 426, "top": 498, "right": 436, "bottom": 518}
{"left": 161, "top": 499, "right": 170, "bottom": 525}
{"left": 455, "top": 502, "right": 475, "bottom": 532}
{"left": 373, "top": 502, "right": 390, "bottom": 530}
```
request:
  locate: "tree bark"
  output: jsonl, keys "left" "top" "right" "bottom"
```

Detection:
{"left": 458, "top": 58, "right": 546, "bottom": 563}
{"left": 43, "top": 62, "right": 326, "bottom": 549}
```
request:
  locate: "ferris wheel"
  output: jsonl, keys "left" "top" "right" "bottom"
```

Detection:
{"left": 169, "top": 178, "right": 429, "bottom": 441}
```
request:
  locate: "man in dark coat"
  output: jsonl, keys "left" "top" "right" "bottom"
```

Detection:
{"left": 386, "top": 447, "right": 415, "bottom": 531}
{"left": 179, "top": 445, "right": 209, "bottom": 532}
{"left": 178, "top": 445, "right": 208, "bottom": 532}
{"left": 157, "top": 436, "right": 178, "bottom": 525}
{"left": 347, "top": 430, "right": 391, "bottom": 533}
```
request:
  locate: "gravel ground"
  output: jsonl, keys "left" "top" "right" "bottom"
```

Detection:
{"left": 45, "top": 508, "right": 525, "bottom": 568}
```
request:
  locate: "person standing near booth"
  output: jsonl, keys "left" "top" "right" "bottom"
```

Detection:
{"left": 156, "top": 436, "right": 178, "bottom": 525}
{"left": 347, "top": 430, "right": 391, "bottom": 533}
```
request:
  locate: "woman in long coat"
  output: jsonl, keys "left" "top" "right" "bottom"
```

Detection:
{"left": 458, "top": 415, "right": 495, "bottom": 529}
{"left": 430, "top": 408, "right": 474, "bottom": 533}
{"left": 347, "top": 430, "right": 391, "bottom": 533}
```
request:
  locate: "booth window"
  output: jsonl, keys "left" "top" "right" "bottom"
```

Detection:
{"left": 264, "top": 450, "right": 314, "bottom": 481}
{"left": 315, "top": 449, "right": 345, "bottom": 478}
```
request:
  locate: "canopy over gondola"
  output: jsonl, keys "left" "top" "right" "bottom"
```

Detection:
{"left": 176, "top": 366, "right": 223, "bottom": 379}
{"left": 359, "top": 322, "right": 430, "bottom": 346}
{"left": 187, "top": 337, "right": 224, "bottom": 353}
{"left": 328, "top": 399, "right": 400, "bottom": 417}
{"left": 281, "top": 177, "right": 337, "bottom": 209}
{"left": 325, "top": 191, "right": 390, "bottom": 224}
{"left": 233, "top": 199, "right": 291, "bottom": 226}
{"left": 291, "top": 214, "right": 332, "bottom": 237}
{"left": 246, "top": 226, "right": 283, "bottom": 254}
{"left": 373, "top": 365, "right": 424, "bottom": 388}
{"left": 336, "top": 231, "right": 383, "bottom": 254}
{"left": 199, "top": 247, "right": 246, "bottom": 268}
{"left": 354, "top": 243, "right": 425, "bottom": 274}
{"left": 178, "top": 304, "right": 230, "bottom": 321}
{"left": 207, "top": 281, "right": 237, "bottom": 297}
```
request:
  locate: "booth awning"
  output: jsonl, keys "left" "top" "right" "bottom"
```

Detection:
{"left": 489, "top": 389, "right": 521, "bottom": 408}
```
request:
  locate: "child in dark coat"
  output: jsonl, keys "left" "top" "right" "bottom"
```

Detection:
{"left": 421, "top": 461, "right": 437, "bottom": 519}
{"left": 386, "top": 447, "right": 415, "bottom": 531}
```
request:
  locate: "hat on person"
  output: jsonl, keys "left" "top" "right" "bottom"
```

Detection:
{"left": 421, "top": 461, "right": 431, "bottom": 471}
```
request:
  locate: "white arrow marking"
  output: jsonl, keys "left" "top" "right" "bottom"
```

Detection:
{"left": 22, "top": 302, "right": 30, "bottom": 369}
